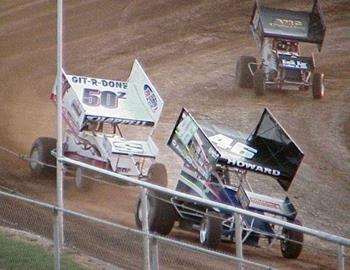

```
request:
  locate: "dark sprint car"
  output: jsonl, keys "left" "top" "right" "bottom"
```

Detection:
{"left": 236, "top": 0, "right": 326, "bottom": 98}
{"left": 135, "top": 108, "right": 305, "bottom": 259}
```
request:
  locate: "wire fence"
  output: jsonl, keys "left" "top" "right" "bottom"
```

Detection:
{"left": 0, "top": 189, "right": 272, "bottom": 270}
{"left": 0, "top": 145, "right": 349, "bottom": 269}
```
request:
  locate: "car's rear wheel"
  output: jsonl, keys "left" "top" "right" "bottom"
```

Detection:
{"left": 199, "top": 211, "right": 222, "bottom": 249}
{"left": 253, "top": 69, "right": 266, "bottom": 96}
{"left": 29, "top": 137, "right": 57, "bottom": 178}
{"left": 135, "top": 190, "right": 177, "bottom": 235}
{"left": 147, "top": 162, "right": 168, "bottom": 187}
{"left": 236, "top": 56, "right": 257, "bottom": 88}
{"left": 312, "top": 72, "right": 325, "bottom": 99}
{"left": 280, "top": 218, "right": 304, "bottom": 259}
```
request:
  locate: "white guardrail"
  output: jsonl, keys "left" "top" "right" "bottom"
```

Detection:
{"left": 59, "top": 156, "right": 349, "bottom": 270}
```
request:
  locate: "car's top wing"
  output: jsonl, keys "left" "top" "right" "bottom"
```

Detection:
{"left": 250, "top": 0, "right": 326, "bottom": 51}
{"left": 202, "top": 109, "right": 304, "bottom": 191}
{"left": 167, "top": 108, "right": 220, "bottom": 180}
{"left": 52, "top": 60, "right": 163, "bottom": 131}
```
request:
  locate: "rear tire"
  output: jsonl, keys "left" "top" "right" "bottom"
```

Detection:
{"left": 135, "top": 162, "right": 175, "bottom": 235}
{"left": 147, "top": 163, "right": 168, "bottom": 187}
{"left": 253, "top": 69, "right": 266, "bottom": 96}
{"left": 280, "top": 218, "right": 304, "bottom": 259}
{"left": 29, "top": 137, "right": 56, "bottom": 178}
{"left": 312, "top": 73, "right": 325, "bottom": 99}
{"left": 236, "top": 56, "right": 257, "bottom": 88}
{"left": 135, "top": 190, "right": 177, "bottom": 235}
{"left": 199, "top": 211, "right": 222, "bottom": 249}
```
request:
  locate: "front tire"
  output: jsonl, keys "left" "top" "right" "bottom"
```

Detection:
{"left": 280, "top": 218, "right": 304, "bottom": 259}
{"left": 312, "top": 73, "right": 325, "bottom": 99}
{"left": 29, "top": 137, "right": 56, "bottom": 178}
{"left": 236, "top": 56, "right": 257, "bottom": 88}
{"left": 199, "top": 211, "right": 222, "bottom": 249}
{"left": 253, "top": 69, "right": 266, "bottom": 96}
{"left": 135, "top": 190, "right": 177, "bottom": 235}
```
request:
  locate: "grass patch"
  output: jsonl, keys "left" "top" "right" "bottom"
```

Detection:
{"left": 0, "top": 231, "right": 88, "bottom": 270}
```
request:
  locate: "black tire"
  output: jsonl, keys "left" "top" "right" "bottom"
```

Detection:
{"left": 135, "top": 190, "right": 177, "bottom": 235}
{"left": 29, "top": 137, "right": 57, "bottom": 178}
{"left": 280, "top": 218, "right": 304, "bottom": 259}
{"left": 75, "top": 167, "right": 91, "bottom": 191}
{"left": 199, "top": 211, "right": 222, "bottom": 249}
{"left": 312, "top": 73, "right": 325, "bottom": 99}
{"left": 236, "top": 56, "right": 257, "bottom": 88}
{"left": 253, "top": 69, "right": 266, "bottom": 96}
{"left": 147, "top": 163, "right": 168, "bottom": 187}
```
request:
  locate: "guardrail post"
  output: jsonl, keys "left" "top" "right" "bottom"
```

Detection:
{"left": 53, "top": 208, "right": 61, "bottom": 270}
{"left": 150, "top": 237, "right": 159, "bottom": 270}
{"left": 234, "top": 212, "right": 243, "bottom": 270}
{"left": 338, "top": 245, "right": 345, "bottom": 270}
{"left": 141, "top": 187, "right": 151, "bottom": 270}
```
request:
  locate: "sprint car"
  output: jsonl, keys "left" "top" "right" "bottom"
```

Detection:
{"left": 135, "top": 108, "right": 305, "bottom": 259}
{"left": 29, "top": 60, "right": 167, "bottom": 190}
{"left": 236, "top": 0, "right": 326, "bottom": 99}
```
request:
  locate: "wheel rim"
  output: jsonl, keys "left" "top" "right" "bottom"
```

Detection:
{"left": 138, "top": 197, "right": 151, "bottom": 224}
{"left": 320, "top": 82, "right": 325, "bottom": 97}
{"left": 199, "top": 219, "right": 208, "bottom": 244}
{"left": 30, "top": 148, "right": 40, "bottom": 169}
{"left": 281, "top": 229, "right": 290, "bottom": 252}
{"left": 138, "top": 201, "right": 143, "bottom": 222}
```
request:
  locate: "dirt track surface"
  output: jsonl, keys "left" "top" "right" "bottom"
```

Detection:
{"left": 0, "top": 0, "right": 350, "bottom": 269}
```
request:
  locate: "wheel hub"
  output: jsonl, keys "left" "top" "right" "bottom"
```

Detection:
{"left": 30, "top": 149, "right": 40, "bottom": 169}
{"left": 199, "top": 220, "right": 208, "bottom": 244}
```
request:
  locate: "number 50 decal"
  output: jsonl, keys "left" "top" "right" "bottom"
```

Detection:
{"left": 82, "top": 88, "right": 126, "bottom": 108}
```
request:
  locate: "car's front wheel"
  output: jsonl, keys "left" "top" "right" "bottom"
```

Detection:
{"left": 199, "top": 211, "right": 222, "bottom": 249}
{"left": 312, "top": 72, "right": 325, "bottom": 99}
{"left": 236, "top": 56, "right": 257, "bottom": 88}
{"left": 29, "top": 137, "right": 57, "bottom": 178}
{"left": 135, "top": 190, "right": 177, "bottom": 235}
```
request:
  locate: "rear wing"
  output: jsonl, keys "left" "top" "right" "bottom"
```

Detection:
{"left": 52, "top": 60, "right": 164, "bottom": 132}
{"left": 169, "top": 108, "right": 304, "bottom": 191}
{"left": 250, "top": 0, "right": 326, "bottom": 51}
{"left": 245, "top": 108, "right": 304, "bottom": 191}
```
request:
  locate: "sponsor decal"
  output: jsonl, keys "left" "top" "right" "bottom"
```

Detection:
{"left": 72, "top": 99, "right": 83, "bottom": 117}
{"left": 250, "top": 198, "right": 280, "bottom": 210}
{"left": 112, "top": 141, "right": 144, "bottom": 154}
{"left": 144, "top": 84, "right": 158, "bottom": 112}
{"left": 270, "top": 18, "right": 304, "bottom": 29}
{"left": 85, "top": 115, "right": 153, "bottom": 126}
{"left": 62, "top": 107, "right": 79, "bottom": 134}
{"left": 227, "top": 159, "right": 281, "bottom": 176}
{"left": 74, "top": 138, "right": 98, "bottom": 156}
{"left": 71, "top": 76, "right": 128, "bottom": 89}
{"left": 236, "top": 186, "right": 250, "bottom": 209}
{"left": 62, "top": 73, "right": 70, "bottom": 96}
{"left": 282, "top": 59, "right": 308, "bottom": 69}
{"left": 115, "top": 167, "right": 131, "bottom": 173}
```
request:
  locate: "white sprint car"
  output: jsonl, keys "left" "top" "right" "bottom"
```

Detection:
{"left": 29, "top": 60, "right": 167, "bottom": 190}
